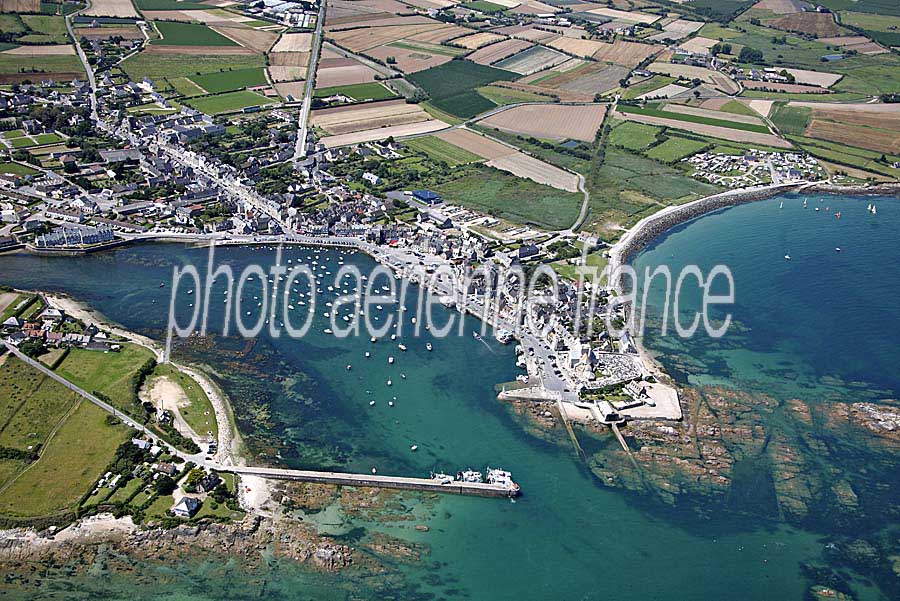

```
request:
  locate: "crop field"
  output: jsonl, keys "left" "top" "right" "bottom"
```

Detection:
{"left": 404, "top": 135, "right": 482, "bottom": 166}
{"left": 315, "top": 60, "right": 379, "bottom": 88}
{"left": 435, "top": 128, "right": 513, "bottom": 160}
{"left": 462, "top": 1, "right": 508, "bottom": 13}
{"left": 645, "top": 136, "right": 709, "bottom": 163}
{"left": 479, "top": 104, "right": 607, "bottom": 142}
{"left": 184, "top": 90, "right": 275, "bottom": 114}
{"left": 271, "top": 32, "right": 312, "bottom": 53}
{"left": 1, "top": 44, "right": 74, "bottom": 56}
{"left": 802, "top": 106, "right": 900, "bottom": 154}
{"left": 557, "top": 64, "right": 629, "bottom": 96}
{"left": 328, "top": 21, "right": 449, "bottom": 52}
{"left": 620, "top": 104, "right": 770, "bottom": 134}
{"left": 435, "top": 127, "right": 578, "bottom": 191}
{"left": 741, "top": 81, "right": 831, "bottom": 94}
{"left": 467, "top": 38, "right": 532, "bottom": 66}
{"left": 435, "top": 164, "right": 582, "bottom": 230}
{"left": 187, "top": 67, "right": 267, "bottom": 94}
{"left": 769, "top": 12, "right": 844, "bottom": 38}
{"left": 494, "top": 45, "right": 568, "bottom": 75}
{"left": 313, "top": 100, "right": 432, "bottom": 135}
{"left": 121, "top": 52, "right": 264, "bottom": 81}
{"left": 487, "top": 153, "right": 579, "bottom": 192}
{"left": 314, "top": 81, "right": 396, "bottom": 101}
{"left": 154, "top": 21, "right": 238, "bottom": 46}
{"left": 210, "top": 24, "right": 278, "bottom": 54}
{"left": 365, "top": 43, "right": 453, "bottom": 73}
{"left": 408, "top": 60, "right": 516, "bottom": 118}
{"left": 608, "top": 120, "right": 661, "bottom": 150}
{"left": 547, "top": 36, "right": 608, "bottom": 59}
{"left": 82, "top": 0, "right": 139, "bottom": 17}
{"left": 475, "top": 84, "right": 548, "bottom": 105}
{"left": 452, "top": 31, "right": 505, "bottom": 49}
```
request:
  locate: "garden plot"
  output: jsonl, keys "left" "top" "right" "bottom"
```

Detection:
{"left": 494, "top": 45, "right": 568, "bottom": 75}
{"left": 479, "top": 103, "right": 607, "bottom": 142}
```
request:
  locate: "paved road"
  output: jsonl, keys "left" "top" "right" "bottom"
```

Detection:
{"left": 294, "top": 0, "right": 328, "bottom": 162}
{"left": 65, "top": 1, "right": 98, "bottom": 122}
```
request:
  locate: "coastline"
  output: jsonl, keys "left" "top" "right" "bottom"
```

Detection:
{"left": 42, "top": 292, "right": 274, "bottom": 514}
{"left": 606, "top": 181, "right": 900, "bottom": 386}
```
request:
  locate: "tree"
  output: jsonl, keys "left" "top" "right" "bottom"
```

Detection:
{"left": 739, "top": 47, "right": 764, "bottom": 64}
{"left": 154, "top": 475, "right": 177, "bottom": 495}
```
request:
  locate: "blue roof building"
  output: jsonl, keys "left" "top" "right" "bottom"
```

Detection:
{"left": 413, "top": 190, "right": 441, "bottom": 204}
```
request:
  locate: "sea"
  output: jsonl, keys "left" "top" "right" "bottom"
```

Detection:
{"left": 0, "top": 192, "right": 897, "bottom": 600}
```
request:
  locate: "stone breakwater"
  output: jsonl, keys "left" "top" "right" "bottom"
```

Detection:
{"left": 610, "top": 184, "right": 799, "bottom": 281}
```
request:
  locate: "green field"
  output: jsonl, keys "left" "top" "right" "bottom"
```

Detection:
{"left": 314, "top": 82, "right": 396, "bottom": 102}
{"left": 0, "top": 400, "right": 128, "bottom": 519}
{"left": 621, "top": 75, "right": 676, "bottom": 101}
{"left": 408, "top": 60, "right": 517, "bottom": 119}
{"left": 0, "top": 357, "right": 80, "bottom": 453}
{"left": 586, "top": 148, "right": 720, "bottom": 236}
{"left": 645, "top": 136, "right": 709, "bottom": 163}
{"left": 55, "top": 344, "right": 155, "bottom": 416}
{"left": 147, "top": 363, "right": 217, "bottom": 441}
{"left": 9, "top": 137, "right": 35, "bottom": 148}
{"left": 0, "top": 53, "right": 84, "bottom": 77}
{"left": 154, "top": 21, "right": 238, "bottom": 46}
{"left": 187, "top": 67, "right": 268, "bottom": 94}
{"left": 435, "top": 164, "right": 581, "bottom": 230}
{"left": 770, "top": 104, "right": 812, "bottom": 136}
{"left": 461, "top": 1, "right": 507, "bottom": 13}
{"left": 34, "top": 132, "right": 63, "bottom": 144}
{"left": 0, "top": 15, "right": 26, "bottom": 34}
{"left": 608, "top": 121, "right": 661, "bottom": 151}
{"left": 618, "top": 104, "right": 771, "bottom": 134}
{"left": 387, "top": 40, "right": 466, "bottom": 57}
{"left": 404, "top": 136, "right": 481, "bottom": 167}
{"left": 121, "top": 52, "right": 265, "bottom": 82}
{"left": 475, "top": 85, "right": 549, "bottom": 106}
{"left": 184, "top": 90, "right": 275, "bottom": 114}
{"left": 0, "top": 162, "right": 37, "bottom": 176}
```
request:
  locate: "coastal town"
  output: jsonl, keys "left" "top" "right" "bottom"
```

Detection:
{"left": 0, "top": 0, "right": 898, "bottom": 598}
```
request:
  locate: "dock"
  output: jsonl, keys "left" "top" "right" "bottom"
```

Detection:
{"left": 229, "top": 466, "right": 520, "bottom": 498}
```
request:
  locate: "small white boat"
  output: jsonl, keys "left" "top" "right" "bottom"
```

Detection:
{"left": 410, "top": 445, "right": 418, "bottom": 452}
{"left": 324, "top": 328, "right": 333, "bottom": 334}
{"left": 398, "top": 344, "right": 407, "bottom": 351}
{"left": 426, "top": 342, "right": 433, "bottom": 351}
{"left": 387, "top": 379, "right": 392, "bottom": 386}
{"left": 369, "top": 400, "right": 375, "bottom": 406}
{"left": 388, "top": 356, "right": 394, "bottom": 364}
{"left": 784, "top": 254, "right": 791, "bottom": 261}
{"left": 365, "top": 351, "right": 371, "bottom": 358}
{"left": 346, "top": 365, "right": 352, "bottom": 370}
{"left": 388, "top": 401, "right": 394, "bottom": 407}
{"left": 835, "top": 247, "right": 841, "bottom": 252}
{"left": 371, "top": 336, "right": 377, "bottom": 343}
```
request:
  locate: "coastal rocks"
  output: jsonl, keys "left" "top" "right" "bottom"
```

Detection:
{"left": 311, "top": 542, "right": 353, "bottom": 572}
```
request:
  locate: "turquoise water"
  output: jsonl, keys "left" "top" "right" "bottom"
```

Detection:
{"left": 0, "top": 194, "right": 896, "bottom": 599}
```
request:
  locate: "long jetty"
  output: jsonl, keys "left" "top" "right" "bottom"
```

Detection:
{"left": 229, "top": 466, "right": 519, "bottom": 498}
{"left": 3, "top": 343, "right": 518, "bottom": 500}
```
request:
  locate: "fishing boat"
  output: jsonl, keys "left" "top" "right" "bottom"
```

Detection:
{"left": 457, "top": 469, "right": 483, "bottom": 483}
{"left": 486, "top": 467, "right": 520, "bottom": 496}
{"left": 398, "top": 344, "right": 407, "bottom": 351}
{"left": 431, "top": 472, "right": 454, "bottom": 485}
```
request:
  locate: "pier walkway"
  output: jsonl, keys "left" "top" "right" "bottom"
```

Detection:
{"left": 2, "top": 343, "right": 518, "bottom": 500}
